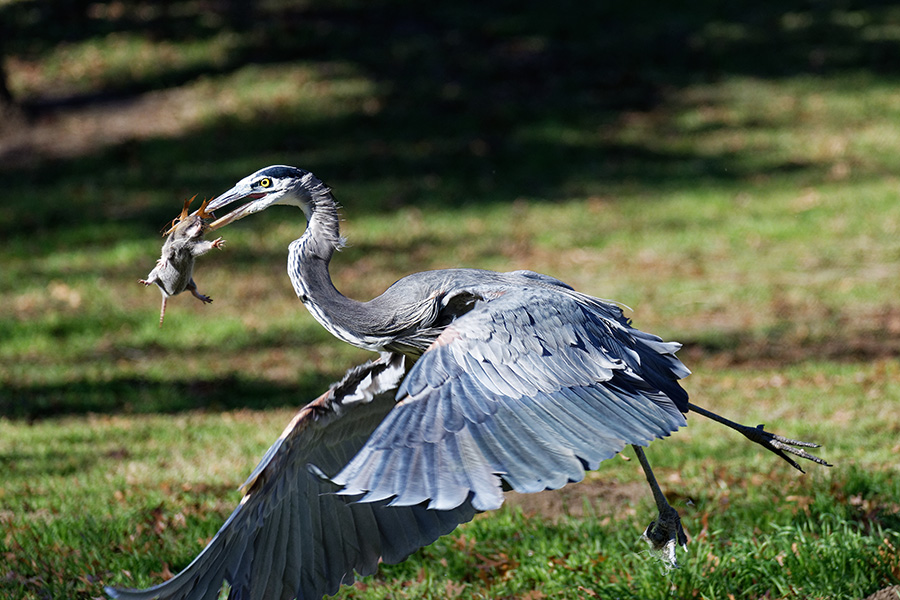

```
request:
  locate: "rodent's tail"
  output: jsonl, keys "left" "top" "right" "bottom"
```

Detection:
{"left": 159, "top": 296, "right": 167, "bottom": 327}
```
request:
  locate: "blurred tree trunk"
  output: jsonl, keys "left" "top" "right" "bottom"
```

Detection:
{"left": 0, "top": 58, "right": 12, "bottom": 105}
{"left": 0, "top": 57, "right": 25, "bottom": 133}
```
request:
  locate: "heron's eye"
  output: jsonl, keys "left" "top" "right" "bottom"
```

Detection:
{"left": 258, "top": 177, "right": 272, "bottom": 188}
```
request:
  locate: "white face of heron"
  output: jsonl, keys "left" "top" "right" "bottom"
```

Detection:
{"left": 206, "top": 166, "right": 313, "bottom": 230}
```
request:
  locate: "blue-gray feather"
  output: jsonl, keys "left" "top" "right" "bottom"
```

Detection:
{"left": 332, "top": 286, "right": 689, "bottom": 513}
{"left": 106, "top": 355, "right": 477, "bottom": 600}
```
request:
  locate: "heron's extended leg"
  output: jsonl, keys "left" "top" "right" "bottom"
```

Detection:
{"left": 687, "top": 402, "right": 832, "bottom": 472}
{"left": 632, "top": 444, "right": 687, "bottom": 568}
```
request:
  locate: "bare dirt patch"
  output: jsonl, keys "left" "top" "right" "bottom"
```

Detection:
{"left": 0, "top": 87, "right": 207, "bottom": 168}
{"left": 503, "top": 476, "right": 648, "bottom": 522}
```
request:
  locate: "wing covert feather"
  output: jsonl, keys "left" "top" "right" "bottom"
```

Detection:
{"left": 333, "top": 287, "right": 690, "bottom": 512}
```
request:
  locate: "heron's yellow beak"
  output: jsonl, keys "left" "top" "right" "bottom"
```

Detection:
{"left": 202, "top": 185, "right": 270, "bottom": 231}
{"left": 206, "top": 196, "right": 268, "bottom": 230}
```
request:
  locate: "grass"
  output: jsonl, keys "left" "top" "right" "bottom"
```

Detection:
{"left": 2, "top": 1, "right": 900, "bottom": 598}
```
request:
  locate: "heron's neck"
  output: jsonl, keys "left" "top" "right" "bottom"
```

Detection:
{"left": 288, "top": 184, "right": 373, "bottom": 348}
{"left": 300, "top": 176, "right": 344, "bottom": 260}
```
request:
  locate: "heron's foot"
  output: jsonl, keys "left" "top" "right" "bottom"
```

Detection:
{"left": 641, "top": 503, "right": 687, "bottom": 569}
{"left": 737, "top": 423, "right": 833, "bottom": 472}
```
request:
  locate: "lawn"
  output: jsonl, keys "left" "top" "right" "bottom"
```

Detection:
{"left": 2, "top": 2, "right": 900, "bottom": 599}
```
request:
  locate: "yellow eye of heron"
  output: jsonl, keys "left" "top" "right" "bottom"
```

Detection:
{"left": 259, "top": 177, "right": 272, "bottom": 188}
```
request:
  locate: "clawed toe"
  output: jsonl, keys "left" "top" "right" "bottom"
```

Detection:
{"left": 641, "top": 506, "right": 688, "bottom": 569}
{"left": 687, "top": 403, "right": 833, "bottom": 473}
{"left": 742, "top": 424, "right": 833, "bottom": 472}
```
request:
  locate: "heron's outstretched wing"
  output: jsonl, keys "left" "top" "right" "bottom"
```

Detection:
{"left": 332, "top": 287, "right": 691, "bottom": 512}
{"left": 106, "top": 354, "right": 477, "bottom": 600}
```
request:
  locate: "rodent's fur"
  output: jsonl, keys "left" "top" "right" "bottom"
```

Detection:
{"left": 140, "top": 198, "right": 224, "bottom": 326}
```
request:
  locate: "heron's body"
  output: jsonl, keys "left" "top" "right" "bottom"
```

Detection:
{"left": 297, "top": 259, "right": 598, "bottom": 355}
{"left": 108, "top": 165, "right": 829, "bottom": 600}
{"left": 281, "top": 170, "right": 560, "bottom": 354}
{"left": 284, "top": 171, "right": 678, "bottom": 366}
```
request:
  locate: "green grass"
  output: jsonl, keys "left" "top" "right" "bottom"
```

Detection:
{"left": 338, "top": 485, "right": 899, "bottom": 600}
{"left": 3, "top": 1, "right": 900, "bottom": 599}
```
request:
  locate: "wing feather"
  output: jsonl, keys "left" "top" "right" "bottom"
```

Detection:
{"left": 333, "top": 286, "right": 690, "bottom": 512}
{"left": 257, "top": 492, "right": 288, "bottom": 600}
{"left": 106, "top": 354, "right": 478, "bottom": 600}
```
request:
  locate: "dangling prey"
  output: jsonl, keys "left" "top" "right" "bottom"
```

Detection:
{"left": 139, "top": 196, "right": 225, "bottom": 326}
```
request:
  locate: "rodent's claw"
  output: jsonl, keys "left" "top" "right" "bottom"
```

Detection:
{"left": 212, "top": 237, "right": 226, "bottom": 249}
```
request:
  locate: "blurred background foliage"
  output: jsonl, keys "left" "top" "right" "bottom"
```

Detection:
{"left": 4, "top": 0, "right": 900, "bottom": 221}
{"left": 4, "top": 0, "right": 900, "bottom": 415}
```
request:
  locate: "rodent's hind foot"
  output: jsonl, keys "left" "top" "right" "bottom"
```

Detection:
{"left": 191, "top": 289, "right": 213, "bottom": 304}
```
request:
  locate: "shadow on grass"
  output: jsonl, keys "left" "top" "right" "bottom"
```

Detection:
{"left": 0, "top": 374, "right": 336, "bottom": 421}
{"left": 4, "top": 0, "right": 900, "bottom": 236}
{"left": 680, "top": 312, "right": 900, "bottom": 367}
{"left": 0, "top": 107, "right": 769, "bottom": 237}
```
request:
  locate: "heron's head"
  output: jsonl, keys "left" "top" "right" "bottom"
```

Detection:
{"left": 205, "top": 165, "right": 320, "bottom": 230}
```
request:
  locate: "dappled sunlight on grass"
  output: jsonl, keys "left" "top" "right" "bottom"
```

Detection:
{"left": 3, "top": 0, "right": 900, "bottom": 597}
{"left": 7, "top": 30, "right": 241, "bottom": 99}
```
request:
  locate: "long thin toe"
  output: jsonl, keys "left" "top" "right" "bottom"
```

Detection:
{"left": 742, "top": 424, "right": 832, "bottom": 471}
{"left": 687, "top": 403, "right": 832, "bottom": 471}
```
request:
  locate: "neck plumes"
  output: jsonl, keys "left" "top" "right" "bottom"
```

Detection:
{"left": 287, "top": 175, "right": 373, "bottom": 349}
{"left": 294, "top": 172, "right": 344, "bottom": 261}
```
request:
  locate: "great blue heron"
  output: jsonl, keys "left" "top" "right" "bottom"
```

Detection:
{"left": 108, "top": 165, "right": 830, "bottom": 600}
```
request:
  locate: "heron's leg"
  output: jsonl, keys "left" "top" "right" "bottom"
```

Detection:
{"left": 687, "top": 402, "right": 832, "bottom": 472}
{"left": 632, "top": 444, "right": 687, "bottom": 568}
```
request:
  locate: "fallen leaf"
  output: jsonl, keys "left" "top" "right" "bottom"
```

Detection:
{"left": 444, "top": 579, "right": 466, "bottom": 598}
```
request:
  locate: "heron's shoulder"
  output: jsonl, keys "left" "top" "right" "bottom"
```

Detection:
{"left": 381, "top": 269, "right": 630, "bottom": 323}
{"left": 503, "top": 269, "right": 574, "bottom": 290}
{"left": 386, "top": 268, "right": 574, "bottom": 293}
{"left": 466, "top": 271, "right": 633, "bottom": 328}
